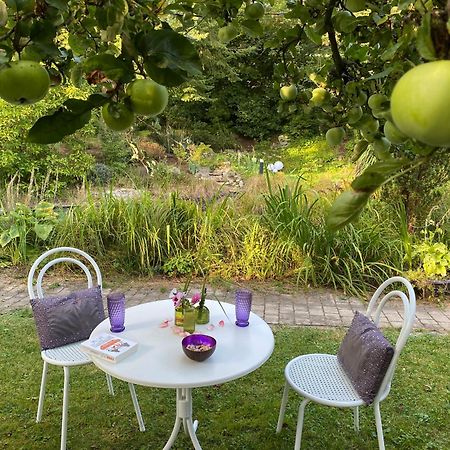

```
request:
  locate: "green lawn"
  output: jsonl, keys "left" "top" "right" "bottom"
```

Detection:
{"left": 0, "top": 309, "right": 449, "bottom": 450}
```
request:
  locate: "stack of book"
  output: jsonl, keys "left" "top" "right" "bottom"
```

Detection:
{"left": 81, "top": 333, "right": 138, "bottom": 363}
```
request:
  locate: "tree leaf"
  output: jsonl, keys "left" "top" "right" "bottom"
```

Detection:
{"left": 380, "top": 41, "right": 402, "bottom": 61}
{"left": 326, "top": 190, "right": 371, "bottom": 231}
{"left": 27, "top": 94, "right": 109, "bottom": 144}
{"left": 137, "top": 29, "right": 202, "bottom": 87}
{"left": 304, "top": 26, "right": 322, "bottom": 46}
{"left": 416, "top": 12, "right": 436, "bottom": 61}
{"left": 45, "top": 0, "right": 69, "bottom": 12}
{"left": 351, "top": 158, "right": 409, "bottom": 193}
{"left": 82, "top": 54, "right": 134, "bottom": 83}
{"left": 241, "top": 19, "right": 264, "bottom": 37}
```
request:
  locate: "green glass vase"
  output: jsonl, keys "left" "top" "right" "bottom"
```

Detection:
{"left": 183, "top": 305, "right": 196, "bottom": 333}
{"left": 175, "top": 304, "right": 184, "bottom": 327}
{"left": 196, "top": 305, "right": 210, "bottom": 324}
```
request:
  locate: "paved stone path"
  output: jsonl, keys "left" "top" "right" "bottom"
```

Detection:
{"left": 1, "top": 271, "right": 449, "bottom": 333}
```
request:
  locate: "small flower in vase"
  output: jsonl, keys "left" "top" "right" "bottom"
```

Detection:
{"left": 170, "top": 280, "right": 197, "bottom": 333}
{"left": 171, "top": 289, "right": 186, "bottom": 327}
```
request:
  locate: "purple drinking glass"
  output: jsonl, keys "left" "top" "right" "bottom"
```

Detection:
{"left": 235, "top": 289, "right": 252, "bottom": 327}
{"left": 107, "top": 292, "right": 126, "bottom": 332}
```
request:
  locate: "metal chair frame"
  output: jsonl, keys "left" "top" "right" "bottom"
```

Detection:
{"left": 276, "top": 276, "right": 416, "bottom": 450}
{"left": 28, "top": 247, "right": 145, "bottom": 450}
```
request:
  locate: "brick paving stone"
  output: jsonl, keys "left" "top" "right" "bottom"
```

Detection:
{"left": 1, "top": 270, "right": 450, "bottom": 333}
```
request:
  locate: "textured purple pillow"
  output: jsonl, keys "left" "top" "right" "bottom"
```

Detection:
{"left": 30, "top": 286, "right": 105, "bottom": 350}
{"left": 337, "top": 311, "right": 394, "bottom": 404}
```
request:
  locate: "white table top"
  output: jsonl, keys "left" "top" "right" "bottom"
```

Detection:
{"left": 90, "top": 300, "right": 274, "bottom": 388}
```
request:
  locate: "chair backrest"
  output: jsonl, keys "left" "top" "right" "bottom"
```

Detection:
{"left": 365, "top": 276, "right": 416, "bottom": 402}
{"left": 28, "top": 247, "right": 102, "bottom": 300}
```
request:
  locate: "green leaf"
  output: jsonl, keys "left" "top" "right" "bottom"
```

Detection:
{"left": 416, "top": 13, "right": 436, "bottom": 61}
{"left": 8, "top": 224, "right": 20, "bottom": 239}
{"left": 68, "top": 34, "right": 92, "bottom": 56}
{"left": 351, "top": 158, "right": 409, "bottom": 193}
{"left": 285, "top": 4, "right": 309, "bottom": 22}
{"left": 45, "top": 0, "right": 69, "bottom": 11}
{"left": 326, "top": 190, "right": 371, "bottom": 231}
{"left": 83, "top": 54, "right": 134, "bottom": 83}
{"left": 34, "top": 223, "right": 53, "bottom": 241}
{"left": 380, "top": 41, "right": 402, "bottom": 61}
{"left": 365, "top": 67, "right": 394, "bottom": 80}
{"left": 241, "top": 19, "right": 264, "bottom": 37}
{"left": 137, "top": 29, "right": 202, "bottom": 87}
{"left": 0, "top": 230, "right": 12, "bottom": 247}
{"left": 27, "top": 94, "right": 109, "bottom": 144}
{"left": 304, "top": 26, "right": 322, "bottom": 46}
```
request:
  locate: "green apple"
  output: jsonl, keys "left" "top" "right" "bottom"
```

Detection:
{"left": 360, "top": 128, "right": 376, "bottom": 142}
{"left": 345, "top": 0, "right": 365, "bottom": 13}
{"left": 245, "top": 2, "right": 265, "bottom": 20}
{"left": 280, "top": 84, "right": 298, "bottom": 101}
{"left": 390, "top": 60, "right": 450, "bottom": 147}
{"left": 326, "top": 127, "right": 345, "bottom": 147}
{"left": 218, "top": 24, "right": 239, "bottom": 43}
{"left": 383, "top": 121, "right": 407, "bottom": 144}
{"left": 372, "top": 137, "right": 391, "bottom": 153}
{"left": 347, "top": 106, "right": 363, "bottom": 124}
{"left": 354, "top": 90, "right": 367, "bottom": 106}
{"left": 311, "top": 87, "right": 330, "bottom": 105}
{"left": 361, "top": 116, "right": 379, "bottom": 133}
{"left": 126, "top": 79, "right": 168, "bottom": 116}
{"left": 368, "top": 93, "right": 389, "bottom": 111}
{"left": 102, "top": 103, "right": 134, "bottom": 131}
{"left": 0, "top": 60, "right": 50, "bottom": 105}
{"left": 372, "top": 109, "right": 392, "bottom": 120}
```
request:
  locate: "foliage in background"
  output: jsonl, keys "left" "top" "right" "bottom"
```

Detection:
{"left": 0, "top": 86, "right": 96, "bottom": 190}
{"left": 262, "top": 178, "right": 404, "bottom": 294}
{"left": 0, "top": 202, "right": 61, "bottom": 265}
{"left": 0, "top": 187, "right": 410, "bottom": 296}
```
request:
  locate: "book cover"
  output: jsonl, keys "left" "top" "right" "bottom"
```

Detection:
{"left": 81, "top": 333, "right": 138, "bottom": 363}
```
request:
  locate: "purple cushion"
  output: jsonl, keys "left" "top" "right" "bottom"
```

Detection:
{"left": 30, "top": 286, "right": 105, "bottom": 350}
{"left": 337, "top": 311, "right": 394, "bottom": 404}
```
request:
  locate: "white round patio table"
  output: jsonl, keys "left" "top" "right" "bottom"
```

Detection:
{"left": 89, "top": 299, "right": 274, "bottom": 450}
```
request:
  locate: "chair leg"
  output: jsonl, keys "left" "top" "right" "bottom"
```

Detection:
{"left": 276, "top": 381, "right": 290, "bottom": 433}
{"left": 374, "top": 402, "right": 385, "bottom": 450}
{"left": 36, "top": 361, "right": 48, "bottom": 422}
{"left": 294, "top": 399, "right": 309, "bottom": 450}
{"left": 128, "top": 383, "right": 145, "bottom": 432}
{"left": 61, "top": 366, "right": 70, "bottom": 450}
{"left": 106, "top": 374, "right": 115, "bottom": 396}
{"left": 353, "top": 406, "right": 360, "bottom": 432}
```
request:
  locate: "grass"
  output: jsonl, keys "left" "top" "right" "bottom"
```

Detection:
{"left": 1, "top": 309, "right": 449, "bottom": 450}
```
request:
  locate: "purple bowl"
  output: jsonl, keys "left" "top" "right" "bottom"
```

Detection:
{"left": 182, "top": 334, "right": 216, "bottom": 362}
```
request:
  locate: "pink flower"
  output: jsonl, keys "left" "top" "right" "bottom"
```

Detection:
{"left": 191, "top": 292, "right": 201, "bottom": 305}
{"left": 170, "top": 289, "right": 185, "bottom": 307}
{"left": 218, "top": 320, "right": 225, "bottom": 327}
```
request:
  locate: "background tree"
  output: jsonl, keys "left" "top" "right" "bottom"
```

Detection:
{"left": 0, "top": 0, "right": 449, "bottom": 229}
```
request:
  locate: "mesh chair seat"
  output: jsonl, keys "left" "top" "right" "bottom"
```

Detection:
{"left": 42, "top": 341, "right": 91, "bottom": 366}
{"left": 286, "top": 354, "right": 364, "bottom": 407}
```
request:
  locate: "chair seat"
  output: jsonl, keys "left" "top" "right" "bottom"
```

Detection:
{"left": 285, "top": 354, "right": 364, "bottom": 407}
{"left": 41, "top": 341, "right": 91, "bottom": 366}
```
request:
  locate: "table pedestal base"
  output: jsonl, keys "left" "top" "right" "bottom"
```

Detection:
{"left": 163, "top": 388, "right": 201, "bottom": 450}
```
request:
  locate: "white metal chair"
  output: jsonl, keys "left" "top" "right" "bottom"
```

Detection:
{"left": 276, "top": 276, "right": 416, "bottom": 450}
{"left": 28, "top": 247, "right": 145, "bottom": 450}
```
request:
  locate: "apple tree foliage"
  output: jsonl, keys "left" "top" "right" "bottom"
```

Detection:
{"left": 0, "top": 0, "right": 450, "bottom": 229}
